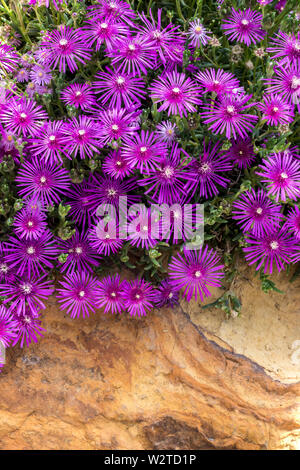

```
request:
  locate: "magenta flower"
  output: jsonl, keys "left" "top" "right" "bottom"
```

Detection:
{"left": 0, "top": 97, "right": 47, "bottom": 137}
{"left": 98, "top": 107, "right": 139, "bottom": 144}
{"left": 13, "top": 206, "right": 47, "bottom": 240}
{"left": 267, "top": 31, "right": 300, "bottom": 65}
{"left": 200, "top": 94, "right": 258, "bottom": 139}
{"left": 16, "top": 158, "right": 70, "bottom": 205}
{"left": 264, "top": 61, "right": 300, "bottom": 108}
{"left": 195, "top": 68, "right": 240, "bottom": 96}
{"left": 4, "top": 230, "right": 57, "bottom": 277}
{"left": 258, "top": 94, "right": 294, "bottom": 126}
{"left": 122, "top": 130, "right": 168, "bottom": 173}
{"left": 0, "top": 43, "right": 19, "bottom": 74}
{"left": 102, "top": 149, "right": 134, "bottom": 179}
{"left": 97, "top": 274, "right": 125, "bottom": 314}
{"left": 64, "top": 116, "right": 102, "bottom": 159}
{"left": 232, "top": 189, "right": 283, "bottom": 237}
{"left": 156, "top": 121, "right": 177, "bottom": 147}
{"left": 30, "top": 64, "right": 52, "bottom": 85}
{"left": 0, "top": 305, "right": 18, "bottom": 348}
{"left": 188, "top": 20, "right": 211, "bottom": 48}
{"left": 93, "top": 68, "right": 146, "bottom": 109}
{"left": 65, "top": 179, "right": 95, "bottom": 227}
{"left": 12, "top": 308, "right": 45, "bottom": 348}
{"left": 155, "top": 279, "right": 180, "bottom": 309}
{"left": 284, "top": 206, "right": 300, "bottom": 239}
{"left": 15, "top": 68, "right": 29, "bottom": 82}
{"left": 27, "top": 120, "right": 69, "bottom": 164}
{"left": 89, "top": 222, "right": 124, "bottom": 256}
{"left": 127, "top": 206, "right": 158, "bottom": 250}
{"left": 0, "top": 274, "right": 54, "bottom": 315}
{"left": 225, "top": 137, "right": 256, "bottom": 169}
{"left": 57, "top": 231, "right": 100, "bottom": 275}
{"left": 243, "top": 228, "right": 296, "bottom": 274}
{"left": 257, "top": 153, "right": 300, "bottom": 202}
{"left": 221, "top": 8, "right": 265, "bottom": 46}
{"left": 57, "top": 271, "right": 99, "bottom": 319}
{"left": 122, "top": 278, "right": 156, "bottom": 317}
{"left": 188, "top": 140, "right": 232, "bottom": 198}
{"left": 39, "top": 26, "right": 92, "bottom": 73}
{"left": 82, "top": 17, "right": 128, "bottom": 51}
{"left": 168, "top": 246, "right": 224, "bottom": 302}
{"left": 61, "top": 83, "right": 96, "bottom": 111}
{"left": 87, "top": 0, "right": 136, "bottom": 24}
{"left": 108, "top": 34, "right": 155, "bottom": 76}
{"left": 150, "top": 70, "right": 202, "bottom": 117}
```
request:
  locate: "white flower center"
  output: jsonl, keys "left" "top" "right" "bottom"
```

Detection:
{"left": 27, "top": 246, "right": 35, "bottom": 255}
{"left": 75, "top": 246, "right": 83, "bottom": 254}
{"left": 272, "top": 106, "right": 279, "bottom": 113}
{"left": 172, "top": 87, "right": 180, "bottom": 94}
{"left": 49, "top": 135, "right": 56, "bottom": 142}
{"left": 78, "top": 129, "right": 86, "bottom": 136}
{"left": 40, "top": 176, "right": 47, "bottom": 183}
{"left": 153, "top": 30, "right": 161, "bottom": 39}
{"left": 164, "top": 166, "right": 174, "bottom": 178}
{"left": 135, "top": 294, "right": 140, "bottom": 299}
{"left": 291, "top": 76, "right": 300, "bottom": 89}
{"left": 116, "top": 76, "right": 125, "bottom": 85}
{"left": 0, "top": 263, "right": 8, "bottom": 273}
{"left": 226, "top": 105, "right": 235, "bottom": 115}
{"left": 293, "top": 41, "right": 300, "bottom": 51}
{"left": 112, "top": 124, "right": 119, "bottom": 131}
{"left": 75, "top": 91, "right": 82, "bottom": 96}
{"left": 100, "top": 22, "right": 108, "bottom": 29}
{"left": 128, "top": 44, "right": 136, "bottom": 51}
{"left": 111, "top": 292, "right": 116, "bottom": 297}
{"left": 22, "top": 283, "right": 32, "bottom": 294}
{"left": 200, "top": 163, "right": 210, "bottom": 172}
{"left": 241, "top": 19, "right": 249, "bottom": 26}
{"left": 140, "top": 146, "right": 147, "bottom": 153}
{"left": 108, "top": 188, "right": 117, "bottom": 196}
{"left": 79, "top": 290, "right": 85, "bottom": 297}
{"left": 142, "top": 225, "right": 148, "bottom": 232}
{"left": 256, "top": 207, "right": 263, "bottom": 215}
{"left": 270, "top": 241, "right": 279, "bottom": 250}
{"left": 27, "top": 220, "right": 34, "bottom": 227}
{"left": 20, "top": 112, "right": 27, "bottom": 119}
{"left": 280, "top": 172, "right": 288, "bottom": 179}
{"left": 168, "top": 292, "right": 173, "bottom": 299}
{"left": 59, "top": 38, "right": 68, "bottom": 46}
{"left": 194, "top": 270, "right": 202, "bottom": 278}
{"left": 195, "top": 26, "right": 203, "bottom": 34}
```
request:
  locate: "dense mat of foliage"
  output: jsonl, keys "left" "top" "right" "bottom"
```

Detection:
{"left": 0, "top": 0, "right": 299, "bottom": 368}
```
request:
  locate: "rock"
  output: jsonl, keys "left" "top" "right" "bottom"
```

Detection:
{"left": 0, "top": 297, "right": 299, "bottom": 450}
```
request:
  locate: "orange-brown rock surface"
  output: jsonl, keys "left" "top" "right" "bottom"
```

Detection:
{"left": 0, "top": 297, "right": 299, "bottom": 450}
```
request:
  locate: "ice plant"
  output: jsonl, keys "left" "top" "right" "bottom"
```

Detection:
{"left": 0, "top": 43, "right": 19, "bottom": 74}
{"left": 108, "top": 34, "right": 155, "bottom": 76}
{"left": 96, "top": 274, "right": 126, "bottom": 314}
{"left": 64, "top": 116, "right": 103, "bottom": 159}
{"left": 65, "top": 179, "right": 95, "bottom": 227}
{"left": 98, "top": 107, "right": 139, "bottom": 144}
{"left": 13, "top": 206, "right": 47, "bottom": 240}
{"left": 221, "top": 8, "right": 265, "bottom": 46}
{"left": 264, "top": 61, "right": 300, "bottom": 108}
{"left": 122, "top": 130, "right": 168, "bottom": 173}
{"left": 155, "top": 121, "right": 177, "bottom": 146}
{"left": 224, "top": 137, "right": 256, "bottom": 169}
{"left": 196, "top": 68, "right": 239, "bottom": 96}
{"left": 267, "top": 31, "right": 300, "bottom": 65}
{"left": 258, "top": 94, "right": 294, "bottom": 126}
{"left": 102, "top": 149, "right": 134, "bottom": 180}
{"left": 0, "top": 305, "right": 18, "bottom": 347}
{"left": 57, "top": 230, "right": 100, "bottom": 274}
{"left": 0, "top": 97, "right": 47, "bottom": 137}
{"left": 12, "top": 308, "right": 45, "bottom": 348}
{"left": 155, "top": 279, "right": 180, "bottom": 309}
{"left": 122, "top": 278, "right": 156, "bottom": 317}
{"left": 284, "top": 206, "right": 300, "bottom": 239}
{"left": 82, "top": 16, "right": 128, "bottom": 51}
{"left": 188, "top": 20, "right": 211, "bottom": 48}
{"left": 27, "top": 120, "right": 69, "bottom": 164}
{"left": 61, "top": 83, "right": 96, "bottom": 111}
{"left": 168, "top": 246, "right": 225, "bottom": 302}
{"left": 89, "top": 222, "right": 124, "bottom": 256}
{"left": 29, "top": 64, "right": 52, "bottom": 85}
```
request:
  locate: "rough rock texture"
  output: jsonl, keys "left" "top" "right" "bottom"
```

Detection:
{"left": 0, "top": 295, "right": 299, "bottom": 450}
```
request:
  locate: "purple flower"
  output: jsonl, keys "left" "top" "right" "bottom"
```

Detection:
{"left": 102, "top": 149, "right": 134, "bottom": 179}
{"left": 257, "top": 152, "right": 300, "bottom": 202}
{"left": 155, "top": 279, "right": 180, "bottom": 309}
{"left": 156, "top": 121, "right": 177, "bottom": 147}
{"left": 65, "top": 179, "right": 95, "bottom": 227}
{"left": 0, "top": 43, "right": 19, "bottom": 74}
{"left": 57, "top": 271, "right": 99, "bottom": 319}
{"left": 188, "top": 140, "right": 232, "bottom": 198}
{"left": 225, "top": 137, "right": 256, "bottom": 169}
{"left": 27, "top": 120, "right": 69, "bottom": 164}
{"left": 12, "top": 308, "right": 45, "bottom": 348}
{"left": 150, "top": 70, "right": 202, "bottom": 117}
{"left": 0, "top": 97, "right": 47, "bottom": 137}
{"left": 4, "top": 230, "right": 57, "bottom": 277}
{"left": 16, "top": 158, "right": 70, "bottom": 205}
{"left": 89, "top": 221, "right": 124, "bottom": 256}
{"left": 258, "top": 93, "right": 294, "bottom": 126}
{"left": 188, "top": 20, "right": 211, "bottom": 48}
{"left": 97, "top": 274, "right": 125, "bottom": 314}
{"left": 0, "top": 274, "right": 54, "bottom": 315}
{"left": 82, "top": 17, "right": 128, "bottom": 51}
{"left": 195, "top": 68, "right": 240, "bottom": 96}
{"left": 232, "top": 189, "right": 283, "bottom": 237}
{"left": 0, "top": 305, "right": 18, "bottom": 347}
{"left": 122, "top": 278, "right": 156, "bottom": 317}
{"left": 61, "top": 83, "right": 96, "bottom": 111}
{"left": 122, "top": 130, "right": 168, "bottom": 173}
{"left": 57, "top": 230, "right": 100, "bottom": 275}
{"left": 29, "top": 64, "right": 52, "bottom": 85}
{"left": 64, "top": 116, "right": 103, "bottom": 159}
{"left": 87, "top": 0, "right": 136, "bottom": 24}
{"left": 267, "top": 31, "right": 300, "bottom": 65}
{"left": 243, "top": 228, "right": 296, "bottom": 274}
{"left": 200, "top": 94, "right": 258, "bottom": 139}
{"left": 127, "top": 205, "right": 158, "bottom": 250}
{"left": 264, "top": 61, "right": 300, "bottom": 109}
{"left": 284, "top": 206, "right": 300, "bottom": 239}
{"left": 107, "top": 34, "right": 156, "bottom": 76}
{"left": 15, "top": 68, "right": 30, "bottom": 82}
{"left": 168, "top": 246, "right": 224, "bottom": 302}
{"left": 221, "top": 8, "right": 265, "bottom": 46}
{"left": 13, "top": 206, "right": 47, "bottom": 240}
{"left": 39, "top": 26, "right": 92, "bottom": 73}
{"left": 93, "top": 67, "right": 146, "bottom": 109}
{"left": 98, "top": 107, "right": 139, "bottom": 144}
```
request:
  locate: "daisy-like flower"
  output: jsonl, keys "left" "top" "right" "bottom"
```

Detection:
{"left": 64, "top": 116, "right": 102, "bottom": 159}
{"left": 258, "top": 93, "right": 294, "bottom": 126}
{"left": 195, "top": 68, "right": 240, "bottom": 96}
{"left": 65, "top": 179, "right": 95, "bottom": 227}
{"left": 137, "top": 9, "right": 185, "bottom": 65}
{"left": 16, "top": 158, "right": 70, "bottom": 205}
{"left": 127, "top": 205, "right": 158, "bottom": 250}
{"left": 102, "top": 149, "right": 134, "bottom": 179}
{"left": 168, "top": 246, "right": 224, "bottom": 302}
{"left": 150, "top": 70, "right": 202, "bottom": 117}
{"left": 13, "top": 206, "right": 47, "bottom": 240}
{"left": 267, "top": 31, "right": 300, "bottom": 65}
{"left": 257, "top": 152, "right": 300, "bottom": 202}
{"left": 15, "top": 68, "right": 29, "bottom": 82}
{"left": 108, "top": 34, "right": 155, "bottom": 76}
{"left": 12, "top": 308, "right": 45, "bottom": 348}
{"left": 87, "top": 0, "right": 136, "bottom": 24}
{"left": 39, "top": 26, "right": 92, "bottom": 73}
{"left": 155, "top": 279, "right": 180, "bottom": 309}
{"left": 29, "top": 64, "right": 52, "bottom": 85}
{"left": 0, "top": 274, "right": 54, "bottom": 315}
{"left": 122, "top": 278, "right": 156, "bottom": 317}
{"left": 188, "top": 140, "right": 232, "bottom": 198}
{"left": 4, "top": 230, "right": 57, "bottom": 277}
{"left": 0, "top": 97, "right": 47, "bottom": 137}
{"left": 97, "top": 274, "right": 125, "bottom": 314}
{"left": 0, "top": 305, "right": 18, "bottom": 348}
{"left": 0, "top": 43, "right": 19, "bottom": 75}
{"left": 82, "top": 17, "right": 128, "bottom": 51}
{"left": 61, "top": 83, "right": 96, "bottom": 111}
{"left": 98, "top": 107, "right": 139, "bottom": 145}
{"left": 57, "top": 271, "right": 99, "bottom": 319}
{"left": 232, "top": 188, "right": 283, "bottom": 237}
{"left": 284, "top": 206, "right": 300, "bottom": 239}
{"left": 188, "top": 19, "right": 211, "bottom": 48}
{"left": 138, "top": 144, "right": 196, "bottom": 205}
{"left": 122, "top": 130, "right": 168, "bottom": 173}
{"left": 156, "top": 121, "right": 177, "bottom": 147}
{"left": 221, "top": 8, "right": 266, "bottom": 46}
{"left": 200, "top": 94, "right": 258, "bottom": 139}
{"left": 89, "top": 221, "right": 124, "bottom": 256}
{"left": 243, "top": 228, "right": 296, "bottom": 274}
{"left": 27, "top": 120, "right": 69, "bottom": 164}
{"left": 93, "top": 68, "right": 146, "bottom": 109}
{"left": 224, "top": 137, "right": 256, "bottom": 169}
{"left": 57, "top": 230, "right": 99, "bottom": 275}
{"left": 264, "top": 61, "right": 300, "bottom": 108}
